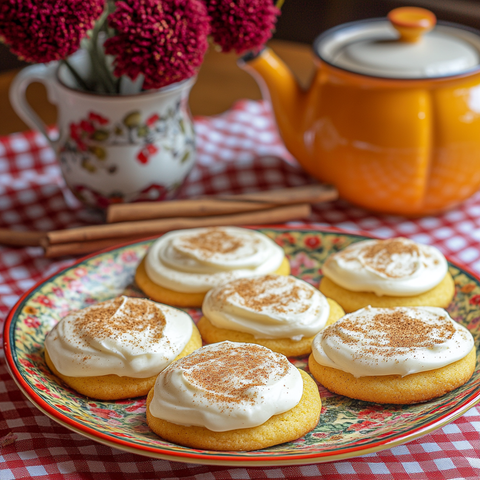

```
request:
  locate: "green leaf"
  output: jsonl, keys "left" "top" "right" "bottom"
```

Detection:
{"left": 92, "top": 130, "right": 109, "bottom": 141}
{"left": 137, "top": 125, "right": 149, "bottom": 138}
{"left": 123, "top": 111, "right": 141, "bottom": 128}
{"left": 81, "top": 159, "right": 97, "bottom": 172}
{"left": 89, "top": 146, "right": 106, "bottom": 160}
{"left": 179, "top": 119, "right": 185, "bottom": 134}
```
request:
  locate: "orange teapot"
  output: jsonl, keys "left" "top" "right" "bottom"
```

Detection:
{"left": 240, "top": 7, "right": 480, "bottom": 216}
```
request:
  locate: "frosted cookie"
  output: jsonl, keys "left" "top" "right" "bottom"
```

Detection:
{"left": 198, "top": 274, "right": 345, "bottom": 357}
{"left": 45, "top": 296, "right": 202, "bottom": 400}
{"left": 146, "top": 341, "right": 321, "bottom": 451}
{"left": 319, "top": 237, "right": 454, "bottom": 312}
{"left": 135, "top": 226, "right": 290, "bottom": 307}
{"left": 308, "top": 306, "right": 476, "bottom": 404}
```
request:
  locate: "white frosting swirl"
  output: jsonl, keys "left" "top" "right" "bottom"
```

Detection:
{"left": 149, "top": 341, "right": 303, "bottom": 432}
{"left": 45, "top": 296, "right": 193, "bottom": 378}
{"left": 312, "top": 306, "right": 474, "bottom": 378}
{"left": 145, "top": 227, "right": 285, "bottom": 293}
{"left": 203, "top": 275, "right": 330, "bottom": 340}
{"left": 323, "top": 237, "right": 448, "bottom": 296}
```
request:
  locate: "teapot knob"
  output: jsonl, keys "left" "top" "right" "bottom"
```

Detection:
{"left": 388, "top": 7, "right": 436, "bottom": 43}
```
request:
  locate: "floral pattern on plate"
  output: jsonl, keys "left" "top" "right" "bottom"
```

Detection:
{"left": 5, "top": 228, "right": 480, "bottom": 465}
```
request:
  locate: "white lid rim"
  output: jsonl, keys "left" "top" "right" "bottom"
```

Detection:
{"left": 312, "top": 18, "right": 480, "bottom": 81}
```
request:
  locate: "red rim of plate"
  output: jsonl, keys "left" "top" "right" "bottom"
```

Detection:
{"left": 4, "top": 224, "right": 480, "bottom": 464}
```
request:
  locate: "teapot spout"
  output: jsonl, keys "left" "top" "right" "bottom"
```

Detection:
{"left": 239, "top": 48, "right": 307, "bottom": 159}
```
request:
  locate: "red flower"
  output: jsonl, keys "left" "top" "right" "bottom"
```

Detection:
{"left": 35, "top": 295, "right": 55, "bottom": 308}
{"left": 56, "top": 404, "right": 71, "bottom": 412}
{"left": 104, "top": 0, "right": 210, "bottom": 89}
{"left": 275, "top": 232, "right": 295, "bottom": 246}
{"left": 52, "top": 286, "right": 64, "bottom": 298}
{"left": 348, "top": 421, "right": 378, "bottom": 431}
{"left": 206, "top": 0, "right": 280, "bottom": 54}
{"left": 0, "top": 0, "right": 104, "bottom": 63}
{"left": 121, "top": 250, "right": 139, "bottom": 263}
{"left": 358, "top": 409, "right": 390, "bottom": 421}
{"left": 88, "top": 112, "right": 109, "bottom": 125}
{"left": 24, "top": 316, "right": 41, "bottom": 329}
{"left": 146, "top": 144, "right": 158, "bottom": 154}
{"left": 136, "top": 144, "right": 158, "bottom": 164}
{"left": 35, "top": 383, "right": 50, "bottom": 392}
{"left": 470, "top": 294, "right": 480, "bottom": 306}
{"left": 70, "top": 123, "right": 81, "bottom": 141}
{"left": 146, "top": 114, "right": 160, "bottom": 126}
{"left": 137, "top": 150, "right": 148, "bottom": 164}
{"left": 80, "top": 120, "right": 95, "bottom": 134}
{"left": 69, "top": 123, "right": 88, "bottom": 151}
{"left": 74, "top": 267, "right": 88, "bottom": 277}
{"left": 125, "top": 404, "right": 146, "bottom": 413}
{"left": 89, "top": 407, "right": 122, "bottom": 419}
{"left": 304, "top": 236, "right": 321, "bottom": 249}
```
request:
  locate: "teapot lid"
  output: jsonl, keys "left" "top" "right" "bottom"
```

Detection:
{"left": 316, "top": 7, "right": 480, "bottom": 79}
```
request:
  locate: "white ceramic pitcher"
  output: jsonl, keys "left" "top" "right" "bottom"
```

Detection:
{"left": 10, "top": 56, "right": 196, "bottom": 208}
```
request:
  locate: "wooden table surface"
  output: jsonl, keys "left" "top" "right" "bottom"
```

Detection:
{"left": 0, "top": 40, "right": 314, "bottom": 137}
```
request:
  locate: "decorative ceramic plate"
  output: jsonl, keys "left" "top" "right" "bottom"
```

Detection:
{"left": 4, "top": 226, "right": 480, "bottom": 466}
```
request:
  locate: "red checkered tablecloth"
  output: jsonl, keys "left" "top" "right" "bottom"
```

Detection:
{"left": 1, "top": 99, "right": 480, "bottom": 479}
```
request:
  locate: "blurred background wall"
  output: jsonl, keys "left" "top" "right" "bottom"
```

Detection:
{"left": 273, "top": 0, "right": 480, "bottom": 44}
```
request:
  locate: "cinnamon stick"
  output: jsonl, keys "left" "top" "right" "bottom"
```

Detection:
{"left": 43, "top": 235, "right": 146, "bottom": 258}
{"left": 107, "top": 198, "right": 278, "bottom": 223}
{"left": 46, "top": 203, "right": 311, "bottom": 245}
{"left": 216, "top": 185, "right": 337, "bottom": 204}
{"left": 106, "top": 184, "right": 337, "bottom": 223}
{"left": 0, "top": 228, "right": 46, "bottom": 247}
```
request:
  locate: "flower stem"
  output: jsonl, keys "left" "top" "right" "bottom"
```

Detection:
{"left": 61, "top": 59, "right": 90, "bottom": 91}
{"left": 88, "top": 8, "right": 117, "bottom": 93}
{"left": 275, "top": 0, "right": 285, "bottom": 10}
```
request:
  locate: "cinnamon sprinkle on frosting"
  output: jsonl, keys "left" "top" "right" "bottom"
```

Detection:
{"left": 145, "top": 226, "right": 285, "bottom": 294}
{"left": 323, "top": 309, "right": 455, "bottom": 357}
{"left": 211, "top": 275, "right": 313, "bottom": 314}
{"left": 150, "top": 341, "right": 304, "bottom": 431}
{"left": 45, "top": 296, "right": 194, "bottom": 378}
{"left": 74, "top": 296, "right": 166, "bottom": 348}
{"left": 312, "top": 306, "right": 474, "bottom": 378}
{"left": 166, "top": 343, "right": 289, "bottom": 406}
{"left": 337, "top": 237, "right": 421, "bottom": 278}
{"left": 202, "top": 274, "right": 331, "bottom": 340}
{"left": 322, "top": 237, "right": 449, "bottom": 296}
{"left": 176, "top": 227, "right": 245, "bottom": 258}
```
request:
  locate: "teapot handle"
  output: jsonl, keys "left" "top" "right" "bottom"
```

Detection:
{"left": 9, "top": 63, "right": 60, "bottom": 150}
